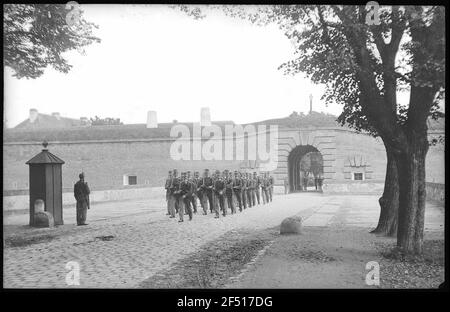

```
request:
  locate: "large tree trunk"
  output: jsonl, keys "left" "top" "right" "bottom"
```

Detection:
{"left": 396, "top": 137, "right": 429, "bottom": 254}
{"left": 371, "top": 146, "right": 399, "bottom": 236}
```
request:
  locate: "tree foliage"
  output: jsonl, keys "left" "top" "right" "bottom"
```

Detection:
{"left": 90, "top": 116, "right": 123, "bottom": 126}
{"left": 175, "top": 5, "right": 445, "bottom": 139}
{"left": 3, "top": 4, "right": 100, "bottom": 79}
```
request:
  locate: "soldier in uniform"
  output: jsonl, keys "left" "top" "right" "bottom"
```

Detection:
{"left": 187, "top": 171, "right": 198, "bottom": 214}
{"left": 164, "top": 170, "right": 172, "bottom": 215}
{"left": 254, "top": 172, "right": 261, "bottom": 205}
{"left": 168, "top": 169, "right": 180, "bottom": 218}
{"left": 197, "top": 171, "right": 207, "bottom": 215}
{"left": 179, "top": 172, "right": 193, "bottom": 222}
{"left": 241, "top": 172, "right": 248, "bottom": 209}
{"left": 203, "top": 169, "right": 214, "bottom": 214}
{"left": 225, "top": 170, "right": 235, "bottom": 214}
{"left": 233, "top": 171, "right": 243, "bottom": 212}
{"left": 213, "top": 170, "right": 226, "bottom": 218}
{"left": 192, "top": 171, "right": 201, "bottom": 213}
{"left": 246, "top": 173, "right": 253, "bottom": 208}
{"left": 268, "top": 173, "right": 274, "bottom": 202}
{"left": 261, "top": 172, "right": 270, "bottom": 204}
{"left": 74, "top": 172, "right": 90, "bottom": 226}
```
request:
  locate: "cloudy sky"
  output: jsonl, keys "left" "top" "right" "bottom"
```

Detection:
{"left": 4, "top": 5, "right": 414, "bottom": 128}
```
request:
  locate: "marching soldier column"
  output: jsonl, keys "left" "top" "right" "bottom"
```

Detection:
{"left": 165, "top": 169, "right": 274, "bottom": 223}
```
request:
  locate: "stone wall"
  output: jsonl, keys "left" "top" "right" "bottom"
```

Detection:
{"left": 4, "top": 186, "right": 164, "bottom": 214}
{"left": 425, "top": 182, "right": 445, "bottom": 204}
{"left": 3, "top": 127, "right": 444, "bottom": 200}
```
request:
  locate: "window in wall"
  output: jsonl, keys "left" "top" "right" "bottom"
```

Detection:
{"left": 353, "top": 172, "right": 364, "bottom": 181}
{"left": 123, "top": 174, "right": 137, "bottom": 186}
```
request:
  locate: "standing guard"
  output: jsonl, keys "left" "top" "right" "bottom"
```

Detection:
{"left": 74, "top": 172, "right": 90, "bottom": 226}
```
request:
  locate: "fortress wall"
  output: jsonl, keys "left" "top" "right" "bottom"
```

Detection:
{"left": 3, "top": 127, "right": 444, "bottom": 199}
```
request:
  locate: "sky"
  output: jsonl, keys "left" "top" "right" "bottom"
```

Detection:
{"left": 4, "top": 4, "right": 417, "bottom": 128}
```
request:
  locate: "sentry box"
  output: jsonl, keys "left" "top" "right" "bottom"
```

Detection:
{"left": 26, "top": 141, "right": 65, "bottom": 226}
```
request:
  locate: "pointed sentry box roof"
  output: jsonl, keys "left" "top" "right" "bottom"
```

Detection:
{"left": 26, "top": 141, "right": 65, "bottom": 165}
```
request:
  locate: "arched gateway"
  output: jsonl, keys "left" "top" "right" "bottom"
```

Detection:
{"left": 270, "top": 128, "right": 337, "bottom": 194}
{"left": 288, "top": 145, "right": 323, "bottom": 192}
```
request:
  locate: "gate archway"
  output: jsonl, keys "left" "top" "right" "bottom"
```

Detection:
{"left": 288, "top": 145, "right": 323, "bottom": 192}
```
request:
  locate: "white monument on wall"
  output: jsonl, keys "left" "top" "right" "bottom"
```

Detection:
{"left": 200, "top": 107, "right": 211, "bottom": 127}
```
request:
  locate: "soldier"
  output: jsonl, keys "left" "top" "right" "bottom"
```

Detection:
{"left": 187, "top": 171, "right": 198, "bottom": 214}
{"left": 246, "top": 173, "right": 253, "bottom": 208}
{"left": 74, "top": 172, "right": 90, "bottom": 226}
{"left": 164, "top": 170, "right": 172, "bottom": 215}
{"left": 253, "top": 172, "right": 260, "bottom": 205}
{"left": 168, "top": 169, "right": 180, "bottom": 218}
{"left": 179, "top": 172, "right": 193, "bottom": 222}
{"left": 268, "top": 173, "right": 274, "bottom": 202}
{"left": 203, "top": 169, "right": 214, "bottom": 214}
{"left": 225, "top": 170, "right": 235, "bottom": 214}
{"left": 251, "top": 173, "right": 256, "bottom": 206}
{"left": 213, "top": 170, "right": 226, "bottom": 218}
{"left": 233, "top": 171, "right": 243, "bottom": 212}
{"left": 191, "top": 171, "right": 200, "bottom": 213}
{"left": 261, "top": 172, "right": 270, "bottom": 204}
{"left": 241, "top": 172, "right": 248, "bottom": 209}
{"left": 222, "top": 170, "right": 229, "bottom": 212}
{"left": 197, "top": 171, "right": 207, "bottom": 215}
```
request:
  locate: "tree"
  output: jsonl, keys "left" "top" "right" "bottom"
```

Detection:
{"left": 3, "top": 4, "right": 100, "bottom": 79}
{"left": 177, "top": 5, "right": 445, "bottom": 254}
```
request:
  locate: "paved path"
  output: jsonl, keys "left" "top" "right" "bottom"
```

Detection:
{"left": 3, "top": 194, "right": 444, "bottom": 288}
